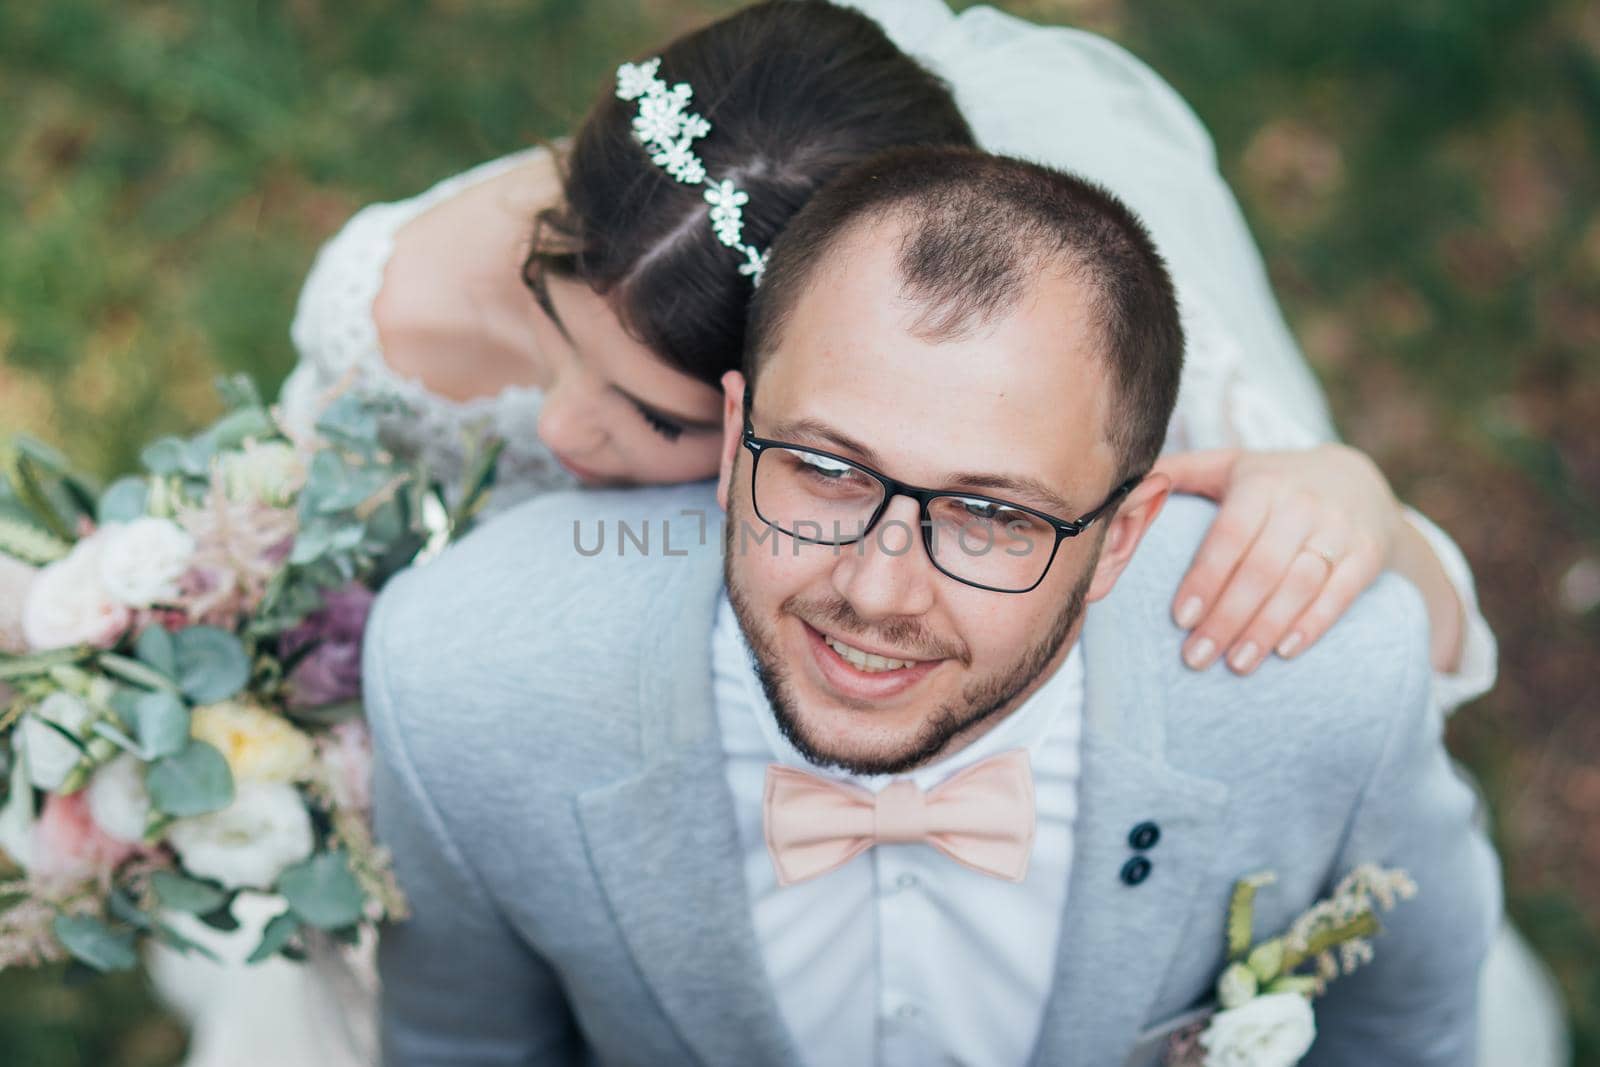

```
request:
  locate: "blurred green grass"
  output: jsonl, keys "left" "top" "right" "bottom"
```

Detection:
{"left": 3, "top": 1, "right": 1597, "bottom": 1064}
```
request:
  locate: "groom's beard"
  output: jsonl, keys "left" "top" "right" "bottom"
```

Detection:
{"left": 723, "top": 503, "right": 1100, "bottom": 777}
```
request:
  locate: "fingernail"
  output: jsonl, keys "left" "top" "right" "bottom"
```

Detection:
{"left": 1184, "top": 637, "right": 1215, "bottom": 670}
{"left": 1229, "top": 642, "right": 1260, "bottom": 673}
{"left": 1175, "top": 596, "right": 1204, "bottom": 629}
{"left": 1277, "top": 632, "right": 1304, "bottom": 658}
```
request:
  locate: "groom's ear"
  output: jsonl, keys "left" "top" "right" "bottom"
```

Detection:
{"left": 1084, "top": 471, "right": 1171, "bottom": 604}
{"left": 716, "top": 371, "right": 748, "bottom": 511}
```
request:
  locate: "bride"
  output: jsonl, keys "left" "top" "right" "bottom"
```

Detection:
{"left": 154, "top": 1, "right": 1567, "bottom": 1065}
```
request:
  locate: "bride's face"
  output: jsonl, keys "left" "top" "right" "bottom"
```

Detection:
{"left": 531, "top": 274, "right": 725, "bottom": 486}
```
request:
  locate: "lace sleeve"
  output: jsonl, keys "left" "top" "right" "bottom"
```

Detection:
{"left": 1172, "top": 294, "right": 1497, "bottom": 715}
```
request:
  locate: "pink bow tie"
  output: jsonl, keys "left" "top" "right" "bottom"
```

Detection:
{"left": 762, "top": 748, "right": 1036, "bottom": 887}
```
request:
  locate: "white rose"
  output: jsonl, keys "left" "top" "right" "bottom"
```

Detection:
{"left": 21, "top": 535, "right": 131, "bottom": 650}
{"left": 98, "top": 517, "right": 196, "bottom": 608}
{"left": 167, "top": 781, "right": 314, "bottom": 890}
{"left": 221, "top": 441, "right": 305, "bottom": 507}
{"left": 1200, "top": 992, "right": 1317, "bottom": 1067}
{"left": 86, "top": 754, "right": 153, "bottom": 844}
{"left": 19, "top": 692, "right": 94, "bottom": 791}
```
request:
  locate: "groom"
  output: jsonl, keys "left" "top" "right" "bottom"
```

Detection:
{"left": 364, "top": 147, "right": 1500, "bottom": 1066}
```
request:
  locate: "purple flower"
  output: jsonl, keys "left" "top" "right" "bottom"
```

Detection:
{"left": 279, "top": 582, "right": 375, "bottom": 709}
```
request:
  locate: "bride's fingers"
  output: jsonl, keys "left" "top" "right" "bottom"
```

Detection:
{"left": 1277, "top": 544, "right": 1385, "bottom": 660}
{"left": 1151, "top": 448, "right": 1241, "bottom": 501}
{"left": 1181, "top": 495, "right": 1317, "bottom": 670}
{"left": 1171, "top": 484, "right": 1273, "bottom": 635}
{"left": 1222, "top": 549, "right": 1330, "bottom": 675}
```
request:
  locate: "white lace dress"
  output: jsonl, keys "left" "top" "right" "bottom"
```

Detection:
{"left": 277, "top": 147, "right": 576, "bottom": 520}
{"left": 153, "top": 3, "right": 1562, "bottom": 1065}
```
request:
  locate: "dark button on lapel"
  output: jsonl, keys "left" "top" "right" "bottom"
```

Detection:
{"left": 1128, "top": 821, "right": 1161, "bottom": 850}
{"left": 1120, "top": 855, "right": 1152, "bottom": 886}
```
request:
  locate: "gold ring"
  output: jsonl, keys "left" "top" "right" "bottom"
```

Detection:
{"left": 1303, "top": 544, "right": 1339, "bottom": 568}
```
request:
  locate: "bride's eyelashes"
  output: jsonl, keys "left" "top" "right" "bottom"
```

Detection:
{"left": 634, "top": 402, "right": 686, "bottom": 442}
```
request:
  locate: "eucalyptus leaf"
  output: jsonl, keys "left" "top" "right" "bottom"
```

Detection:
{"left": 289, "top": 521, "right": 333, "bottom": 566}
{"left": 10, "top": 453, "right": 73, "bottom": 541}
{"left": 246, "top": 911, "right": 302, "bottom": 964}
{"left": 151, "top": 871, "right": 229, "bottom": 915}
{"left": 107, "top": 888, "right": 152, "bottom": 930}
{"left": 313, "top": 395, "right": 379, "bottom": 444}
{"left": 197, "top": 903, "right": 241, "bottom": 933}
{"left": 91, "top": 720, "right": 145, "bottom": 758}
{"left": 14, "top": 435, "right": 71, "bottom": 473}
{"left": 139, "top": 437, "right": 190, "bottom": 477}
{"left": 278, "top": 851, "right": 366, "bottom": 930}
{"left": 215, "top": 374, "right": 264, "bottom": 413}
{"left": 97, "top": 477, "right": 150, "bottom": 524}
{"left": 209, "top": 406, "right": 276, "bottom": 451}
{"left": 151, "top": 918, "right": 223, "bottom": 963}
{"left": 134, "top": 690, "right": 190, "bottom": 759}
{"left": 135, "top": 625, "right": 177, "bottom": 679}
{"left": 108, "top": 686, "right": 143, "bottom": 727}
{"left": 145, "top": 741, "right": 234, "bottom": 817}
{"left": 0, "top": 647, "right": 89, "bottom": 681}
{"left": 53, "top": 915, "right": 139, "bottom": 972}
{"left": 283, "top": 700, "right": 363, "bottom": 728}
{"left": 98, "top": 652, "right": 181, "bottom": 694}
{"left": 172, "top": 626, "right": 250, "bottom": 704}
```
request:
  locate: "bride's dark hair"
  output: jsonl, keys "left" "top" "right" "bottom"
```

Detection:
{"left": 522, "top": 0, "right": 974, "bottom": 388}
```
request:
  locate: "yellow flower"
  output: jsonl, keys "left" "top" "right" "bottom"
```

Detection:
{"left": 190, "top": 700, "right": 314, "bottom": 785}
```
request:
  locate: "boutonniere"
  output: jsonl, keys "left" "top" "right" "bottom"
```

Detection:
{"left": 1164, "top": 863, "right": 1418, "bottom": 1067}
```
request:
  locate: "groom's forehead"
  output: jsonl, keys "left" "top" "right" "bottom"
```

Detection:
{"left": 756, "top": 285, "right": 1116, "bottom": 494}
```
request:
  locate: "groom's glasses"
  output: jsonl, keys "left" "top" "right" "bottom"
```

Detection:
{"left": 741, "top": 417, "right": 1140, "bottom": 594}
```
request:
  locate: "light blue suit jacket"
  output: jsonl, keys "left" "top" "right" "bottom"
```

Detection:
{"left": 364, "top": 483, "right": 1501, "bottom": 1066}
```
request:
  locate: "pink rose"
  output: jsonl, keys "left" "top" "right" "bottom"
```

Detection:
{"left": 32, "top": 791, "right": 138, "bottom": 889}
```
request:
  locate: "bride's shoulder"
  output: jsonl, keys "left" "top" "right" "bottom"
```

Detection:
{"left": 288, "top": 147, "right": 556, "bottom": 374}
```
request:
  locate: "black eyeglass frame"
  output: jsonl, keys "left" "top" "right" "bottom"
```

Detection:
{"left": 740, "top": 419, "right": 1142, "bottom": 594}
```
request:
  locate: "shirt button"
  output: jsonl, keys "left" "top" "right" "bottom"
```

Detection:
{"left": 896, "top": 1003, "right": 922, "bottom": 1021}
{"left": 1128, "top": 821, "right": 1161, "bottom": 850}
{"left": 1121, "top": 856, "right": 1153, "bottom": 886}
{"left": 896, "top": 873, "right": 919, "bottom": 891}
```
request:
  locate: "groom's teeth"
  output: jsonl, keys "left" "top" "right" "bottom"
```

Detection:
{"left": 825, "top": 635, "right": 916, "bottom": 672}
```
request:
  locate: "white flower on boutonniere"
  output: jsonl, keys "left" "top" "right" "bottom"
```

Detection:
{"left": 1198, "top": 992, "right": 1315, "bottom": 1067}
{"left": 98, "top": 517, "right": 196, "bottom": 608}
{"left": 1165, "top": 864, "right": 1417, "bottom": 1067}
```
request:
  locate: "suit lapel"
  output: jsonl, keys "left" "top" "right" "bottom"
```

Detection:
{"left": 575, "top": 542, "right": 804, "bottom": 1067}
{"left": 1027, "top": 570, "right": 1231, "bottom": 1066}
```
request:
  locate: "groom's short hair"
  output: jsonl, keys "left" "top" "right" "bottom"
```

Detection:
{"left": 746, "top": 146, "right": 1184, "bottom": 482}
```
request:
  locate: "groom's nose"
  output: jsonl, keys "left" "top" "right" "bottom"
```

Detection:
{"left": 829, "top": 494, "right": 937, "bottom": 621}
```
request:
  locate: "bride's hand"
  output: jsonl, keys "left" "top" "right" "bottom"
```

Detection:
{"left": 1151, "top": 444, "right": 1403, "bottom": 675}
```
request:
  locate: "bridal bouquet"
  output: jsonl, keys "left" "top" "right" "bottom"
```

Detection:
{"left": 0, "top": 375, "right": 498, "bottom": 976}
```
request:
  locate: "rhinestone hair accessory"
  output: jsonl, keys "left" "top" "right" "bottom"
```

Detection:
{"left": 616, "top": 57, "right": 770, "bottom": 285}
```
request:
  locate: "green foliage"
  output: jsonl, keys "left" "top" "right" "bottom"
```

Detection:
{"left": 143, "top": 740, "right": 233, "bottom": 818}
{"left": 169, "top": 627, "right": 249, "bottom": 705}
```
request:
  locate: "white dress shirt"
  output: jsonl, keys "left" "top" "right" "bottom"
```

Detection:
{"left": 712, "top": 594, "right": 1086, "bottom": 1067}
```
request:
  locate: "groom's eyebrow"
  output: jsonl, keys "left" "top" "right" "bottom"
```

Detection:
{"left": 769, "top": 416, "right": 1078, "bottom": 516}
